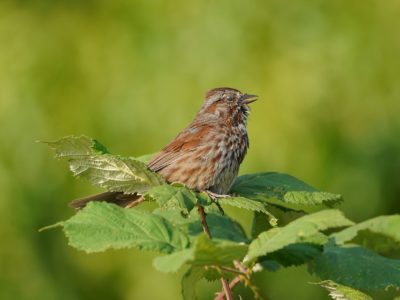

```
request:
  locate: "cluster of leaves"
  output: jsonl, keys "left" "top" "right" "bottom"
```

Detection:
{"left": 43, "top": 136, "right": 400, "bottom": 300}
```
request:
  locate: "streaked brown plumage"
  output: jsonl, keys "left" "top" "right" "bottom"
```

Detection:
{"left": 70, "top": 87, "right": 257, "bottom": 209}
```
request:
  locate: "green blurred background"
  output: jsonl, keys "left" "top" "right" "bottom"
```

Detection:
{"left": 1, "top": 0, "right": 399, "bottom": 299}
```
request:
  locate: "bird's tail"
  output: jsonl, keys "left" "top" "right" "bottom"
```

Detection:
{"left": 69, "top": 191, "right": 143, "bottom": 210}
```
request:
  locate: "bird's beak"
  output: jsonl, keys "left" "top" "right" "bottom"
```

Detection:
{"left": 241, "top": 94, "right": 258, "bottom": 105}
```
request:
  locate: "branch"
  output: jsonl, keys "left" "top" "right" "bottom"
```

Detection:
{"left": 214, "top": 262, "right": 264, "bottom": 300}
{"left": 221, "top": 278, "right": 233, "bottom": 300}
{"left": 233, "top": 260, "right": 248, "bottom": 274}
{"left": 233, "top": 261, "right": 263, "bottom": 299}
{"left": 214, "top": 276, "right": 242, "bottom": 300}
{"left": 197, "top": 205, "right": 211, "bottom": 238}
{"left": 197, "top": 205, "right": 234, "bottom": 299}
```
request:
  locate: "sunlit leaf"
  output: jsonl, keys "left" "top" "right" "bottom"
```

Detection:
{"left": 44, "top": 135, "right": 164, "bottom": 194}
{"left": 43, "top": 135, "right": 109, "bottom": 156}
{"left": 231, "top": 172, "right": 342, "bottom": 211}
{"left": 52, "top": 202, "right": 190, "bottom": 253}
{"left": 332, "top": 215, "right": 400, "bottom": 253}
{"left": 219, "top": 197, "right": 277, "bottom": 226}
{"left": 247, "top": 209, "right": 353, "bottom": 261}
{"left": 145, "top": 184, "right": 210, "bottom": 214}
{"left": 314, "top": 280, "right": 373, "bottom": 300}
{"left": 153, "top": 208, "right": 247, "bottom": 242}
{"left": 153, "top": 234, "right": 248, "bottom": 273}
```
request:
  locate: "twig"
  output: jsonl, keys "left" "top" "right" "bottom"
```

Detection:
{"left": 233, "top": 261, "right": 263, "bottom": 300}
{"left": 233, "top": 260, "right": 248, "bottom": 274}
{"left": 221, "top": 278, "right": 233, "bottom": 300}
{"left": 196, "top": 206, "right": 239, "bottom": 299}
{"left": 215, "top": 262, "right": 264, "bottom": 300}
{"left": 197, "top": 205, "right": 211, "bottom": 238}
{"left": 214, "top": 276, "right": 242, "bottom": 300}
{"left": 217, "top": 265, "right": 244, "bottom": 275}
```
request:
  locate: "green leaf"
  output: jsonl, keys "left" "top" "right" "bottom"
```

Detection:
{"left": 44, "top": 135, "right": 164, "bottom": 194}
{"left": 191, "top": 235, "right": 248, "bottom": 266}
{"left": 258, "top": 260, "right": 282, "bottom": 272}
{"left": 231, "top": 172, "right": 342, "bottom": 211}
{"left": 265, "top": 243, "right": 323, "bottom": 267}
{"left": 43, "top": 135, "right": 110, "bottom": 156}
{"left": 263, "top": 204, "right": 307, "bottom": 226}
{"left": 145, "top": 184, "right": 210, "bottom": 215}
{"left": 314, "top": 280, "right": 373, "bottom": 300}
{"left": 55, "top": 202, "right": 190, "bottom": 253}
{"left": 153, "top": 208, "right": 248, "bottom": 243}
{"left": 203, "top": 268, "right": 222, "bottom": 282}
{"left": 152, "top": 249, "right": 194, "bottom": 273}
{"left": 182, "top": 266, "right": 205, "bottom": 300}
{"left": 153, "top": 234, "right": 248, "bottom": 273}
{"left": 219, "top": 197, "right": 278, "bottom": 226}
{"left": 247, "top": 209, "right": 353, "bottom": 261}
{"left": 252, "top": 211, "right": 272, "bottom": 238}
{"left": 92, "top": 139, "right": 110, "bottom": 154}
{"left": 69, "top": 155, "right": 164, "bottom": 193}
{"left": 309, "top": 244, "right": 400, "bottom": 291}
{"left": 332, "top": 215, "right": 400, "bottom": 253}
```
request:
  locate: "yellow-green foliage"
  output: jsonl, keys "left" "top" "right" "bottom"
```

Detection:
{"left": 1, "top": 1, "right": 400, "bottom": 299}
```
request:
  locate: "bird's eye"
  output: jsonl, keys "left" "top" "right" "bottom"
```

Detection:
{"left": 221, "top": 93, "right": 233, "bottom": 101}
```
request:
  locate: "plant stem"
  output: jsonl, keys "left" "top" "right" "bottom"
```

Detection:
{"left": 214, "top": 276, "right": 242, "bottom": 300}
{"left": 233, "top": 261, "right": 263, "bottom": 299}
{"left": 197, "top": 205, "right": 211, "bottom": 238}
{"left": 197, "top": 205, "right": 235, "bottom": 299}
{"left": 217, "top": 265, "right": 244, "bottom": 275}
{"left": 233, "top": 260, "right": 248, "bottom": 274}
{"left": 221, "top": 278, "right": 233, "bottom": 300}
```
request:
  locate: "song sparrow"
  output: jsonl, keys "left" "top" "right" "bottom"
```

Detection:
{"left": 70, "top": 87, "right": 257, "bottom": 209}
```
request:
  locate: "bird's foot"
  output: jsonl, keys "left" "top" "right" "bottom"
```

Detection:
{"left": 205, "top": 191, "right": 230, "bottom": 215}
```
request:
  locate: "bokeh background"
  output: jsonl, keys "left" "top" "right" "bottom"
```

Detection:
{"left": 1, "top": 0, "right": 399, "bottom": 299}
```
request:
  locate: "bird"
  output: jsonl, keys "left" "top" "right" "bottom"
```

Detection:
{"left": 70, "top": 87, "right": 257, "bottom": 210}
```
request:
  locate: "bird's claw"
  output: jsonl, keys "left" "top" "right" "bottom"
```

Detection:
{"left": 205, "top": 191, "right": 230, "bottom": 215}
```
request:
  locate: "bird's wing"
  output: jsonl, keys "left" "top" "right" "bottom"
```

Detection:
{"left": 148, "top": 116, "right": 217, "bottom": 172}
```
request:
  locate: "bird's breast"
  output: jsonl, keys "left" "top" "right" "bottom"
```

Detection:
{"left": 157, "top": 123, "right": 249, "bottom": 194}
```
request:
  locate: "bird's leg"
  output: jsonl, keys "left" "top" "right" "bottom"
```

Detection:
{"left": 205, "top": 191, "right": 230, "bottom": 215}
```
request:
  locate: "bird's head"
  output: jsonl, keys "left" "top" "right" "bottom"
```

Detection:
{"left": 200, "top": 87, "right": 258, "bottom": 124}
